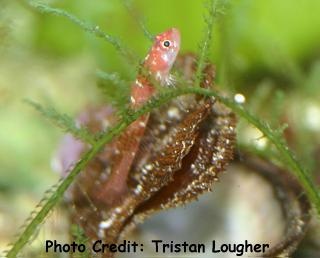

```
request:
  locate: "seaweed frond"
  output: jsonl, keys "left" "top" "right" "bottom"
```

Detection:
{"left": 122, "top": 0, "right": 154, "bottom": 41}
{"left": 25, "top": 99, "right": 96, "bottom": 145}
{"left": 96, "top": 70, "right": 130, "bottom": 110}
{"left": 194, "top": 0, "right": 226, "bottom": 89}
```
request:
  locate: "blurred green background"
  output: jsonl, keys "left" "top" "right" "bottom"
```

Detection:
{"left": 1, "top": 0, "right": 320, "bottom": 255}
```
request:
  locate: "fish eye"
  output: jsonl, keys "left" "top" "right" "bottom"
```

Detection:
{"left": 163, "top": 40, "right": 171, "bottom": 48}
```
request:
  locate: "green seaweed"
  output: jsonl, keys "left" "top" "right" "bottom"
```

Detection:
{"left": 24, "top": 100, "right": 96, "bottom": 145}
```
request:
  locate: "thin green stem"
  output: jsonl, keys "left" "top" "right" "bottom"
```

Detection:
{"left": 194, "top": 0, "right": 220, "bottom": 88}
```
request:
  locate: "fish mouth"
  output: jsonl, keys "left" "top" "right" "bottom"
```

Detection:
{"left": 168, "top": 27, "right": 181, "bottom": 49}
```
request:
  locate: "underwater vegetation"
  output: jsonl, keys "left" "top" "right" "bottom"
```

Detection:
{"left": 0, "top": 0, "right": 320, "bottom": 257}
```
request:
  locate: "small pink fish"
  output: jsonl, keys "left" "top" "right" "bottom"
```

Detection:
{"left": 98, "top": 28, "right": 181, "bottom": 203}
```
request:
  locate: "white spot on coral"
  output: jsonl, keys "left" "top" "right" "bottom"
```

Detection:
{"left": 99, "top": 219, "right": 113, "bottom": 229}
{"left": 181, "top": 141, "right": 186, "bottom": 150}
{"left": 134, "top": 184, "right": 143, "bottom": 194}
{"left": 115, "top": 207, "right": 122, "bottom": 213}
{"left": 167, "top": 107, "right": 180, "bottom": 119}
{"left": 208, "top": 166, "right": 216, "bottom": 176}
{"left": 145, "top": 164, "right": 153, "bottom": 170}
